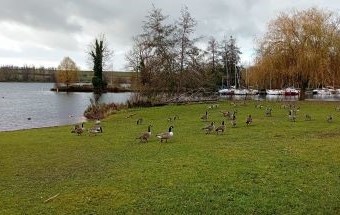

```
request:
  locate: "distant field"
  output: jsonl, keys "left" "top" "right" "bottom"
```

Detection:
{"left": 78, "top": 70, "right": 135, "bottom": 84}
{"left": 1, "top": 100, "right": 340, "bottom": 214}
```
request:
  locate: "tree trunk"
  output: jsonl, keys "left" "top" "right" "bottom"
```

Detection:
{"left": 299, "top": 87, "right": 306, "bottom": 100}
{"left": 299, "top": 81, "right": 309, "bottom": 100}
{"left": 299, "top": 77, "right": 309, "bottom": 101}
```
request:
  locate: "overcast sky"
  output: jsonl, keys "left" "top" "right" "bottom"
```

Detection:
{"left": 0, "top": 0, "right": 339, "bottom": 71}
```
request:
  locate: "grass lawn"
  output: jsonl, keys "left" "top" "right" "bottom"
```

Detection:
{"left": 1, "top": 100, "right": 340, "bottom": 214}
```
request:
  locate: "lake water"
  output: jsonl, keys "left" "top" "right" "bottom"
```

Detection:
{"left": 1, "top": 83, "right": 340, "bottom": 131}
{"left": 221, "top": 94, "right": 340, "bottom": 102}
{"left": 0, "top": 83, "right": 131, "bottom": 131}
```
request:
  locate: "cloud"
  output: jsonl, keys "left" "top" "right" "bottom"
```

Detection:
{"left": 0, "top": 0, "right": 339, "bottom": 70}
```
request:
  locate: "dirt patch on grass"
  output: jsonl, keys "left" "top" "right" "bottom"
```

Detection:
{"left": 312, "top": 131, "right": 340, "bottom": 139}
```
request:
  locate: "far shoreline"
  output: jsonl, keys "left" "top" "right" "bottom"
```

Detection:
{"left": 50, "top": 84, "right": 133, "bottom": 93}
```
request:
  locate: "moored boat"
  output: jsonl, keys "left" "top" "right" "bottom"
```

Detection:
{"left": 234, "top": 89, "right": 250, "bottom": 95}
{"left": 218, "top": 88, "right": 234, "bottom": 95}
{"left": 313, "top": 87, "right": 336, "bottom": 95}
{"left": 218, "top": 88, "right": 258, "bottom": 96}
{"left": 284, "top": 87, "right": 300, "bottom": 96}
{"left": 267, "top": 89, "right": 284, "bottom": 95}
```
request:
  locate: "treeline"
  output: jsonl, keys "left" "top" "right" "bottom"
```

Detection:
{"left": 0, "top": 65, "right": 135, "bottom": 86}
{"left": 0, "top": 65, "right": 56, "bottom": 82}
{"left": 126, "top": 6, "right": 243, "bottom": 96}
{"left": 248, "top": 8, "right": 340, "bottom": 99}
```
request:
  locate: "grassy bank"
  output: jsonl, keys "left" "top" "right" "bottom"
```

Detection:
{"left": 1, "top": 100, "right": 340, "bottom": 214}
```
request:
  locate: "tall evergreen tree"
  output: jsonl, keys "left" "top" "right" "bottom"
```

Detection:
{"left": 88, "top": 35, "right": 113, "bottom": 93}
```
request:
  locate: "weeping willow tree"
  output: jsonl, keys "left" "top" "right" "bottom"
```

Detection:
{"left": 253, "top": 8, "right": 340, "bottom": 100}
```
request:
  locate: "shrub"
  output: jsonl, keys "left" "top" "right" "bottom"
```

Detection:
{"left": 84, "top": 98, "right": 125, "bottom": 120}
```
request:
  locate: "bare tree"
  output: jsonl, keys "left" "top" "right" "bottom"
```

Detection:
{"left": 131, "top": 5, "right": 176, "bottom": 94}
{"left": 207, "top": 37, "right": 219, "bottom": 73}
{"left": 219, "top": 36, "right": 242, "bottom": 88}
{"left": 127, "top": 5, "right": 240, "bottom": 100}
{"left": 56, "top": 57, "right": 79, "bottom": 89}
{"left": 175, "top": 6, "right": 198, "bottom": 73}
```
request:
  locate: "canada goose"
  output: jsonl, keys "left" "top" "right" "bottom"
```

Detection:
{"left": 327, "top": 115, "right": 333, "bottom": 123}
{"left": 136, "top": 118, "right": 143, "bottom": 125}
{"left": 200, "top": 111, "right": 208, "bottom": 121}
{"left": 126, "top": 113, "right": 137, "bottom": 118}
{"left": 288, "top": 110, "right": 296, "bottom": 122}
{"left": 289, "top": 115, "right": 296, "bottom": 122}
{"left": 231, "top": 113, "right": 236, "bottom": 120}
{"left": 246, "top": 115, "right": 252, "bottom": 125}
{"left": 215, "top": 121, "right": 225, "bottom": 134}
{"left": 231, "top": 119, "right": 237, "bottom": 127}
{"left": 88, "top": 126, "right": 103, "bottom": 135}
{"left": 136, "top": 125, "right": 152, "bottom": 142}
{"left": 168, "top": 115, "right": 179, "bottom": 122}
{"left": 305, "top": 114, "right": 312, "bottom": 121}
{"left": 288, "top": 109, "right": 293, "bottom": 116}
{"left": 167, "top": 116, "right": 174, "bottom": 122}
{"left": 220, "top": 111, "right": 231, "bottom": 118}
{"left": 72, "top": 122, "right": 85, "bottom": 134}
{"left": 95, "top": 119, "right": 101, "bottom": 125}
{"left": 156, "top": 126, "right": 174, "bottom": 143}
{"left": 280, "top": 104, "right": 288, "bottom": 109}
{"left": 208, "top": 104, "right": 219, "bottom": 109}
{"left": 202, "top": 122, "right": 215, "bottom": 134}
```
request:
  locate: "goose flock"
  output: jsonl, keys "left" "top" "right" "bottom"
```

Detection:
{"left": 71, "top": 122, "right": 103, "bottom": 136}
{"left": 70, "top": 101, "right": 338, "bottom": 144}
{"left": 135, "top": 124, "right": 174, "bottom": 143}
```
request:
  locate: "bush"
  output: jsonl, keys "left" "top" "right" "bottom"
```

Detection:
{"left": 126, "top": 93, "right": 153, "bottom": 108}
{"left": 84, "top": 98, "right": 125, "bottom": 120}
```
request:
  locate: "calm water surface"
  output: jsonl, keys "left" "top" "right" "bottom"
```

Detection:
{"left": 0, "top": 83, "right": 131, "bottom": 131}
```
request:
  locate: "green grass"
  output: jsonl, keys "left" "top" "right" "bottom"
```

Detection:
{"left": 1, "top": 100, "right": 340, "bottom": 214}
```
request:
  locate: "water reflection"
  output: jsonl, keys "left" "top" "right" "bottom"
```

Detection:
{"left": 94, "top": 92, "right": 102, "bottom": 103}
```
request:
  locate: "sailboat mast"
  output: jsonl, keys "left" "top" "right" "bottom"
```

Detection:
{"left": 234, "top": 63, "right": 237, "bottom": 88}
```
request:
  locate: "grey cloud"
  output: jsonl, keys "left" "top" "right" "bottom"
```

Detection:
{"left": 0, "top": 0, "right": 82, "bottom": 32}
{"left": 0, "top": 0, "right": 339, "bottom": 70}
